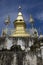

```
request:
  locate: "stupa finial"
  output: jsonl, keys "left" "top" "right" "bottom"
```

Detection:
{"left": 18, "top": 6, "right": 21, "bottom": 12}
{"left": 29, "top": 14, "right": 34, "bottom": 23}
{"left": 5, "top": 15, "right": 10, "bottom": 25}
{"left": 29, "top": 14, "right": 34, "bottom": 28}
{"left": 4, "top": 16, "right": 10, "bottom": 36}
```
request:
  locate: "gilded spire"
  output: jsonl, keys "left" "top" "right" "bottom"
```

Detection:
{"left": 11, "top": 6, "right": 30, "bottom": 37}
{"left": 17, "top": 12, "right": 24, "bottom": 21}
{"left": 16, "top": 6, "right": 24, "bottom": 21}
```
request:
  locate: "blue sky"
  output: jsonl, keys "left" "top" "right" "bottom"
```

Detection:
{"left": 0, "top": 0, "right": 43, "bottom": 35}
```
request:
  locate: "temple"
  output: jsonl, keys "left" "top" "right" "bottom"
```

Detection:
{"left": 0, "top": 6, "right": 43, "bottom": 65}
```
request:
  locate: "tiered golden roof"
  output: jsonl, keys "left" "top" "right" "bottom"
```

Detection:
{"left": 11, "top": 6, "right": 30, "bottom": 37}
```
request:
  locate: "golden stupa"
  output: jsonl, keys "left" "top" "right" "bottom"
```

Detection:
{"left": 11, "top": 6, "right": 30, "bottom": 37}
